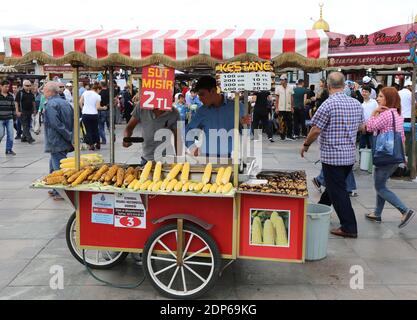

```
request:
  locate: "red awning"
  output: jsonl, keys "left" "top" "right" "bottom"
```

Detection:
{"left": 4, "top": 29, "right": 329, "bottom": 69}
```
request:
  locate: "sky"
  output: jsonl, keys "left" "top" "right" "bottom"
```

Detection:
{"left": 1, "top": 0, "right": 416, "bottom": 52}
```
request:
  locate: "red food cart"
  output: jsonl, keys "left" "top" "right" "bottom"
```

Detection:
{"left": 4, "top": 29, "right": 329, "bottom": 299}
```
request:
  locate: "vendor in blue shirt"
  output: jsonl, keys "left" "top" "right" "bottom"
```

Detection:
{"left": 174, "top": 94, "right": 189, "bottom": 123}
{"left": 185, "top": 76, "right": 251, "bottom": 157}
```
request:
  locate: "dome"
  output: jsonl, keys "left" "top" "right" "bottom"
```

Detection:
{"left": 312, "top": 4, "right": 330, "bottom": 32}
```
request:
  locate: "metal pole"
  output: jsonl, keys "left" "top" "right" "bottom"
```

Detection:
{"left": 234, "top": 93, "right": 240, "bottom": 187}
{"left": 411, "top": 64, "right": 417, "bottom": 180}
{"left": 73, "top": 66, "right": 80, "bottom": 170}
{"left": 109, "top": 67, "right": 115, "bottom": 164}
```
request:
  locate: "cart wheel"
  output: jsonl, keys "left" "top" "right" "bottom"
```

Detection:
{"left": 65, "top": 213, "right": 129, "bottom": 270}
{"left": 143, "top": 223, "right": 221, "bottom": 299}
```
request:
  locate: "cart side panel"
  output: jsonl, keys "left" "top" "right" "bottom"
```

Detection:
{"left": 79, "top": 192, "right": 234, "bottom": 255}
{"left": 239, "top": 194, "right": 306, "bottom": 262}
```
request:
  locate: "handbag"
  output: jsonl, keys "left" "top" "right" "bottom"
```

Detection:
{"left": 372, "top": 111, "right": 405, "bottom": 166}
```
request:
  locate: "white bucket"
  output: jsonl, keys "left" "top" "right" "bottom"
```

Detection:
{"left": 360, "top": 149, "right": 372, "bottom": 171}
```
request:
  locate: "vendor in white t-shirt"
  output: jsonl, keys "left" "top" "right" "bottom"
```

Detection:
{"left": 361, "top": 86, "right": 378, "bottom": 149}
{"left": 399, "top": 80, "right": 417, "bottom": 123}
{"left": 80, "top": 83, "right": 108, "bottom": 151}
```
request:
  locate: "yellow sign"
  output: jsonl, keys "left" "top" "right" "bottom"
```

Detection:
{"left": 215, "top": 61, "right": 274, "bottom": 74}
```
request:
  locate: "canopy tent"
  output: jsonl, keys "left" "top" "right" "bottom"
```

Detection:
{"left": 3, "top": 29, "right": 328, "bottom": 69}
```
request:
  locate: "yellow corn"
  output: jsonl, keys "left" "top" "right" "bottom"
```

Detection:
{"left": 133, "top": 180, "right": 142, "bottom": 191}
{"left": 152, "top": 180, "right": 163, "bottom": 192}
{"left": 274, "top": 215, "right": 288, "bottom": 246}
{"left": 182, "top": 182, "right": 192, "bottom": 192}
{"left": 221, "top": 166, "right": 232, "bottom": 185}
{"left": 188, "top": 182, "right": 197, "bottom": 191}
{"left": 216, "top": 185, "right": 224, "bottom": 194}
{"left": 161, "top": 178, "right": 170, "bottom": 191}
{"left": 194, "top": 182, "right": 204, "bottom": 192}
{"left": 147, "top": 181, "right": 156, "bottom": 192}
{"left": 251, "top": 217, "right": 263, "bottom": 245}
{"left": 174, "top": 181, "right": 184, "bottom": 192}
{"left": 124, "top": 174, "right": 136, "bottom": 187}
{"left": 222, "top": 183, "right": 233, "bottom": 194}
{"left": 209, "top": 184, "right": 218, "bottom": 193}
{"left": 153, "top": 161, "right": 162, "bottom": 182}
{"left": 166, "top": 179, "right": 178, "bottom": 192}
{"left": 201, "top": 163, "right": 212, "bottom": 184}
{"left": 139, "top": 161, "right": 153, "bottom": 183}
{"left": 128, "top": 179, "right": 138, "bottom": 190}
{"left": 263, "top": 220, "right": 275, "bottom": 245}
{"left": 180, "top": 162, "right": 190, "bottom": 183}
{"left": 140, "top": 180, "right": 152, "bottom": 191}
{"left": 215, "top": 167, "right": 225, "bottom": 185}
{"left": 167, "top": 163, "right": 183, "bottom": 181}
{"left": 202, "top": 184, "right": 212, "bottom": 193}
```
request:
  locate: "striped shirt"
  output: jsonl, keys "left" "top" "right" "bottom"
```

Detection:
{"left": 366, "top": 110, "right": 405, "bottom": 143}
{"left": 0, "top": 93, "right": 15, "bottom": 121}
{"left": 311, "top": 92, "right": 364, "bottom": 166}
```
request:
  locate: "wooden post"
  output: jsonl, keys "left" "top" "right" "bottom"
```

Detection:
{"left": 72, "top": 66, "right": 80, "bottom": 171}
{"left": 109, "top": 67, "right": 115, "bottom": 164}
{"left": 411, "top": 64, "right": 417, "bottom": 180}
{"left": 234, "top": 93, "right": 240, "bottom": 187}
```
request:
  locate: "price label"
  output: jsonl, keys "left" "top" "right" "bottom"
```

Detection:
{"left": 220, "top": 72, "right": 272, "bottom": 92}
{"left": 114, "top": 193, "right": 146, "bottom": 229}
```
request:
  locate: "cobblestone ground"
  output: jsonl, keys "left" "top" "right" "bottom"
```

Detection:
{"left": 1, "top": 124, "right": 417, "bottom": 300}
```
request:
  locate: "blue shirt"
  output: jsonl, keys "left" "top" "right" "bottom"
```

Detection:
{"left": 186, "top": 96, "right": 244, "bottom": 157}
{"left": 174, "top": 103, "right": 188, "bottom": 122}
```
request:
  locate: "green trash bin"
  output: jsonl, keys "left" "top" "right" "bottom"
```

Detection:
{"left": 306, "top": 203, "right": 333, "bottom": 261}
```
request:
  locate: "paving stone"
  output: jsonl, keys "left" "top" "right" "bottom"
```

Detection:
{"left": 312, "top": 285, "right": 396, "bottom": 300}
{"left": 364, "top": 258, "right": 417, "bottom": 285}
{"left": 236, "top": 284, "right": 317, "bottom": 300}
{"left": 348, "top": 239, "right": 417, "bottom": 260}
{"left": 388, "top": 285, "right": 417, "bottom": 300}
{"left": 0, "top": 240, "right": 49, "bottom": 260}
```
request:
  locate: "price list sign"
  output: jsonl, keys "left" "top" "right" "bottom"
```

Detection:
{"left": 216, "top": 61, "right": 274, "bottom": 93}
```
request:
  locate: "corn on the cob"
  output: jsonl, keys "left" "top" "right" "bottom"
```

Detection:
{"left": 72, "top": 167, "right": 94, "bottom": 187}
{"left": 67, "top": 170, "right": 84, "bottom": 184}
{"left": 124, "top": 167, "right": 135, "bottom": 178}
{"left": 161, "top": 178, "right": 170, "bottom": 191}
{"left": 209, "top": 184, "right": 218, "bottom": 193}
{"left": 251, "top": 217, "right": 263, "bottom": 245}
{"left": 152, "top": 180, "right": 163, "bottom": 192}
{"left": 60, "top": 161, "right": 87, "bottom": 169}
{"left": 133, "top": 167, "right": 141, "bottom": 179}
{"left": 188, "top": 182, "right": 197, "bottom": 191}
{"left": 87, "top": 173, "right": 95, "bottom": 181}
{"left": 147, "top": 181, "right": 156, "bottom": 191}
{"left": 114, "top": 168, "right": 125, "bottom": 187}
{"left": 180, "top": 162, "right": 190, "bottom": 183}
{"left": 153, "top": 162, "right": 162, "bottom": 182}
{"left": 63, "top": 169, "right": 77, "bottom": 179}
{"left": 123, "top": 174, "right": 136, "bottom": 187}
{"left": 166, "top": 179, "right": 178, "bottom": 192}
{"left": 139, "top": 161, "right": 153, "bottom": 183}
{"left": 46, "top": 170, "right": 65, "bottom": 179}
{"left": 167, "top": 163, "right": 183, "bottom": 181}
{"left": 105, "top": 165, "right": 119, "bottom": 183}
{"left": 274, "top": 215, "right": 288, "bottom": 246}
{"left": 140, "top": 180, "right": 152, "bottom": 191}
{"left": 215, "top": 167, "right": 225, "bottom": 185}
{"left": 92, "top": 165, "right": 109, "bottom": 182}
{"left": 99, "top": 172, "right": 107, "bottom": 183}
{"left": 45, "top": 176, "right": 66, "bottom": 185}
{"left": 174, "top": 181, "right": 184, "bottom": 192}
{"left": 112, "top": 175, "right": 117, "bottom": 183}
{"left": 201, "top": 163, "right": 212, "bottom": 184}
{"left": 194, "top": 182, "right": 204, "bottom": 192}
{"left": 263, "top": 220, "right": 275, "bottom": 245}
{"left": 222, "top": 183, "right": 233, "bottom": 194}
{"left": 202, "top": 184, "right": 212, "bottom": 193}
{"left": 133, "top": 180, "right": 142, "bottom": 191}
{"left": 221, "top": 166, "right": 232, "bottom": 185}
{"left": 216, "top": 185, "right": 224, "bottom": 194}
{"left": 182, "top": 182, "right": 192, "bottom": 192}
{"left": 128, "top": 179, "right": 138, "bottom": 190}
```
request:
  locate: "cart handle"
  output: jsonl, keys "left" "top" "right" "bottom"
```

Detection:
{"left": 123, "top": 137, "right": 144, "bottom": 144}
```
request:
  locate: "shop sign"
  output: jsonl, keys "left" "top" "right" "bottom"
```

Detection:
{"left": 140, "top": 65, "right": 175, "bottom": 110}
{"left": 216, "top": 61, "right": 274, "bottom": 92}
{"left": 329, "top": 53, "right": 409, "bottom": 67}
{"left": 114, "top": 193, "right": 146, "bottom": 229}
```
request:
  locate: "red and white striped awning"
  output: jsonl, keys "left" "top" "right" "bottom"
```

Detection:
{"left": 4, "top": 29, "right": 329, "bottom": 68}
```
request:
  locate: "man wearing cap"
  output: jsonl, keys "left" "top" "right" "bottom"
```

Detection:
{"left": 399, "top": 80, "right": 417, "bottom": 123}
{"left": 275, "top": 74, "right": 295, "bottom": 141}
{"left": 362, "top": 76, "right": 377, "bottom": 100}
{"left": 63, "top": 83, "right": 74, "bottom": 108}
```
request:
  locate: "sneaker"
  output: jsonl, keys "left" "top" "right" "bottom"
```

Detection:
{"left": 286, "top": 137, "right": 295, "bottom": 141}
{"left": 269, "top": 138, "right": 275, "bottom": 143}
{"left": 21, "top": 138, "right": 27, "bottom": 142}
{"left": 5, "top": 150, "right": 16, "bottom": 156}
{"left": 349, "top": 191, "right": 359, "bottom": 198}
{"left": 365, "top": 213, "right": 382, "bottom": 223}
{"left": 15, "top": 135, "right": 21, "bottom": 140}
{"left": 312, "top": 177, "right": 322, "bottom": 193}
{"left": 399, "top": 210, "right": 415, "bottom": 229}
{"left": 28, "top": 139, "right": 35, "bottom": 144}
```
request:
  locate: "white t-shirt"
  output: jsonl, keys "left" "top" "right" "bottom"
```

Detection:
{"left": 64, "top": 89, "right": 73, "bottom": 107}
{"left": 362, "top": 99, "right": 378, "bottom": 121}
{"left": 82, "top": 91, "right": 101, "bottom": 115}
{"left": 399, "top": 88, "right": 412, "bottom": 119}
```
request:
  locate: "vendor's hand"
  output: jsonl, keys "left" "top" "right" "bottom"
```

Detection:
{"left": 123, "top": 139, "right": 132, "bottom": 148}
{"left": 300, "top": 145, "right": 309, "bottom": 158}
{"left": 241, "top": 115, "right": 252, "bottom": 125}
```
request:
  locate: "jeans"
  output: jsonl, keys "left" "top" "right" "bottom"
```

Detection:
{"left": 49, "top": 151, "right": 68, "bottom": 196}
{"left": 82, "top": 114, "right": 100, "bottom": 145}
{"left": 293, "top": 107, "right": 306, "bottom": 137}
{"left": 98, "top": 110, "right": 110, "bottom": 144}
{"left": 0, "top": 119, "right": 14, "bottom": 152}
{"left": 374, "top": 164, "right": 409, "bottom": 217}
{"left": 319, "top": 164, "right": 358, "bottom": 234}
{"left": 317, "top": 168, "right": 357, "bottom": 192}
{"left": 21, "top": 112, "right": 33, "bottom": 141}
{"left": 359, "top": 133, "right": 373, "bottom": 149}
{"left": 252, "top": 112, "right": 273, "bottom": 139}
